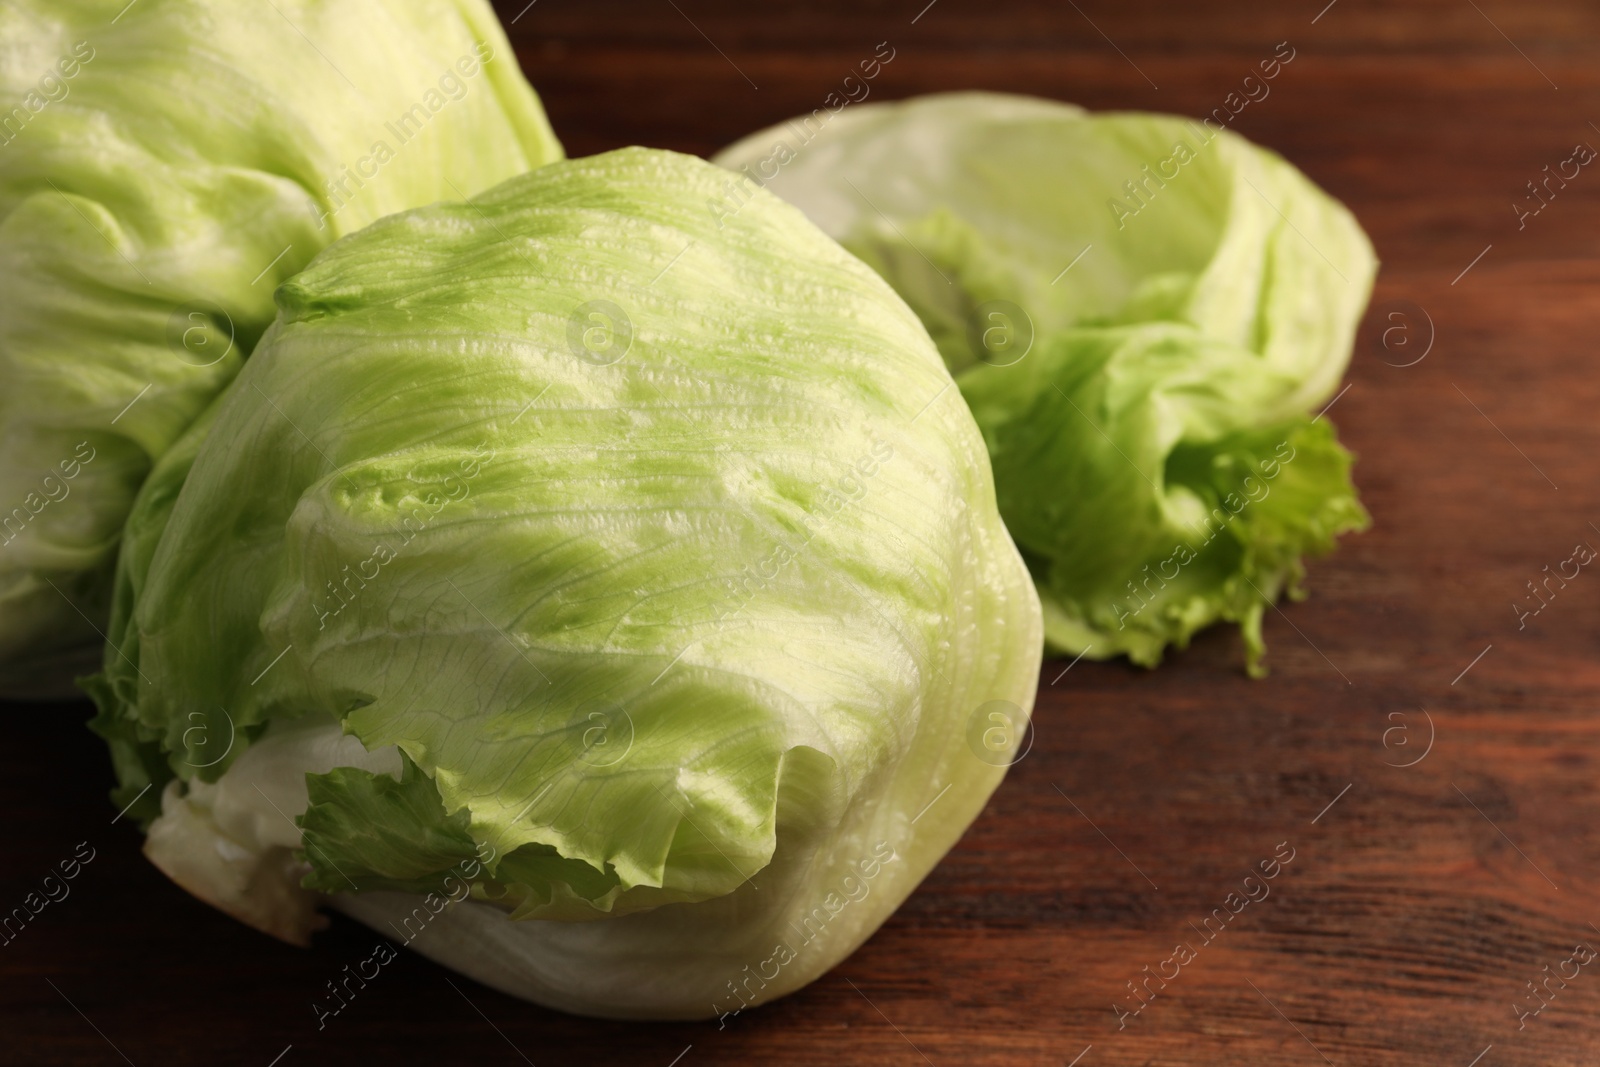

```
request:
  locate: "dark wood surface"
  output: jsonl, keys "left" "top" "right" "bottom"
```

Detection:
{"left": 6, "top": 1, "right": 1600, "bottom": 1063}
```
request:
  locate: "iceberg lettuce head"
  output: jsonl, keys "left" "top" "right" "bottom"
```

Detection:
{"left": 85, "top": 147, "right": 1042, "bottom": 1019}
{"left": 715, "top": 92, "right": 1374, "bottom": 673}
{"left": 0, "top": 0, "right": 563, "bottom": 692}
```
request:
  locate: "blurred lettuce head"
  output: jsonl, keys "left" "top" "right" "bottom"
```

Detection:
{"left": 714, "top": 92, "right": 1375, "bottom": 674}
{"left": 0, "top": 0, "right": 562, "bottom": 692}
{"left": 86, "top": 148, "right": 1042, "bottom": 1019}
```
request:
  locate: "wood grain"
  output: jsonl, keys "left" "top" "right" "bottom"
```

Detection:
{"left": 5, "top": 1, "right": 1600, "bottom": 1063}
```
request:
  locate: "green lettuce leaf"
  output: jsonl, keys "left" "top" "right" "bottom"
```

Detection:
{"left": 88, "top": 147, "right": 1042, "bottom": 1017}
{"left": 0, "top": 0, "right": 563, "bottom": 693}
{"left": 713, "top": 92, "right": 1375, "bottom": 673}
{"left": 299, "top": 755, "right": 484, "bottom": 897}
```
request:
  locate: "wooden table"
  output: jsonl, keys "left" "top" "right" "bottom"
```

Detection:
{"left": 6, "top": 1, "right": 1599, "bottom": 1063}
